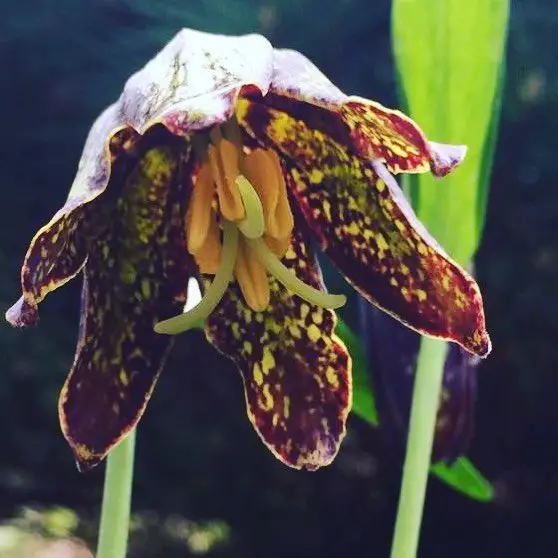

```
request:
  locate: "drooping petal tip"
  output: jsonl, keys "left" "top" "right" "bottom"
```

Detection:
{"left": 69, "top": 441, "right": 106, "bottom": 473}
{"left": 467, "top": 323, "right": 492, "bottom": 359}
{"left": 428, "top": 141, "right": 468, "bottom": 177}
{"left": 62, "top": 421, "right": 135, "bottom": 472}
{"left": 5, "top": 297, "right": 38, "bottom": 328}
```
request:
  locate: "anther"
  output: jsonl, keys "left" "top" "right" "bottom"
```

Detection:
{"left": 246, "top": 238, "right": 347, "bottom": 310}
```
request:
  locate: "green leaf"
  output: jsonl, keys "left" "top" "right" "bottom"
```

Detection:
{"left": 335, "top": 319, "right": 494, "bottom": 502}
{"left": 392, "top": 0, "right": 510, "bottom": 264}
{"left": 432, "top": 457, "right": 495, "bottom": 502}
{"left": 476, "top": 61, "right": 506, "bottom": 239}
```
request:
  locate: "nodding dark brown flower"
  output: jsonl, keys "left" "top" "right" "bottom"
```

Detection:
{"left": 6, "top": 28, "right": 490, "bottom": 472}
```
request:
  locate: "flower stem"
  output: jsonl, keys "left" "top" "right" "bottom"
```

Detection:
{"left": 96, "top": 429, "right": 136, "bottom": 558}
{"left": 390, "top": 337, "right": 447, "bottom": 558}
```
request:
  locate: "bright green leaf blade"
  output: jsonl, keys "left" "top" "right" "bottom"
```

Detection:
{"left": 335, "top": 319, "right": 494, "bottom": 501}
{"left": 392, "top": 0, "right": 510, "bottom": 263}
{"left": 336, "top": 318, "right": 378, "bottom": 426}
{"left": 476, "top": 61, "right": 506, "bottom": 239}
{"left": 432, "top": 457, "right": 495, "bottom": 502}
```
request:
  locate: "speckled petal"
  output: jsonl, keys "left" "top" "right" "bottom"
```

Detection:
{"left": 266, "top": 49, "right": 465, "bottom": 175}
{"left": 59, "top": 141, "right": 193, "bottom": 471}
{"left": 118, "top": 28, "right": 273, "bottom": 135}
{"left": 341, "top": 99, "right": 466, "bottom": 176}
{"left": 7, "top": 28, "right": 278, "bottom": 330}
{"left": 6, "top": 111, "right": 141, "bottom": 327}
{"left": 359, "top": 302, "right": 477, "bottom": 463}
{"left": 205, "top": 218, "right": 351, "bottom": 470}
{"left": 241, "top": 103, "right": 490, "bottom": 357}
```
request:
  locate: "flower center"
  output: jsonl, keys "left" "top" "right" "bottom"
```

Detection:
{"left": 154, "top": 119, "right": 346, "bottom": 335}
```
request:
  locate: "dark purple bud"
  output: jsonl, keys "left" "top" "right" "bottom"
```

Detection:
{"left": 358, "top": 298, "right": 478, "bottom": 464}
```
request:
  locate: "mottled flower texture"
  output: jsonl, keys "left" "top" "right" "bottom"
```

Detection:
{"left": 6, "top": 29, "right": 490, "bottom": 472}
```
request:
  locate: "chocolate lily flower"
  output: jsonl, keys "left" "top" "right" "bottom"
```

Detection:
{"left": 6, "top": 29, "right": 490, "bottom": 472}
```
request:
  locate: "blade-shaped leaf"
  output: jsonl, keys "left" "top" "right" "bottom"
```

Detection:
{"left": 432, "top": 457, "right": 495, "bottom": 502}
{"left": 393, "top": 0, "right": 510, "bottom": 263}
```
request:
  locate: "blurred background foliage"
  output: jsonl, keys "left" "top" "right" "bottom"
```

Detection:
{"left": 1, "top": 0, "right": 557, "bottom": 556}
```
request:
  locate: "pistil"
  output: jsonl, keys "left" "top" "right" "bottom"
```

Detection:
{"left": 154, "top": 120, "right": 346, "bottom": 336}
{"left": 154, "top": 220, "right": 238, "bottom": 334}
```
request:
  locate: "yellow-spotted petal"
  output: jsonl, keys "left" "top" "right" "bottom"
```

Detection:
{"left": 205, "top": 221, "right": 351, "bottom": 470}
{"left": 6, "top": 114, "right": 141, "bottom": 327}
{"left": 263, "top": 49, "right": 465, "bottom": 176}
{"left": 241, "top": 102, "right": 489, "bottom": 357}
{"left": 59, "top": 142, "right": 193, "bottom": 470}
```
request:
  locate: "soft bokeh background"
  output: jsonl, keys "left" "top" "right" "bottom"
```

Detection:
{"left": 1, "top": 1, "right": 557, "bottom": 556}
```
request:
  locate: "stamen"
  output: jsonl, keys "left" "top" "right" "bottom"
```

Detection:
{"left": 236, "top": 175, "right": 264, "bottom": 239}
{"left": 222, "top": 117, "right": 244, "bottom": 151}
{"left": 235, "top": 238, "right": 270, "bottom": 311}
{"left": 186, "top": 162, "right": 215, "bottom": 254}
{"left": 191, "top": 212, "right": 221, "bottom": 274}
{"left": 154, "top": 220, "right": 239, "bottom": 335}
{"left": 246, "top": 237, "right": 347, "bottom": 309}
{"left": 208, "top": 138, "right": 245, "bottom": 221}
{"left": 243, "top": 149, "right": 294, "bottom": 241}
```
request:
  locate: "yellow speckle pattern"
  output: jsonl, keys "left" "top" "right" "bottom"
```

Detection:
{"left": 205, "top": 221, "right": 352, "bottom": 470}
{"left": 239, "top": 94, "right": 461, "bottom": 178}
{"left": 341, "top": 99, "right": 430, "bottom": 175}
{"left": 58, "top": 130, "right": 193, "bottom": 471}
{"left": 240, "top": 101, "right": 490, "bottom": 357}
{"left": 6, "top": 128, "right": 142, "bottom": 328}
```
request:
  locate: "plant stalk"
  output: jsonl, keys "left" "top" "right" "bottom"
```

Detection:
{"left": 390, "top": 337, "right": 447, "bottom": 558}
{"left": 96, "top": 429, "right": 136, "bottom": 558}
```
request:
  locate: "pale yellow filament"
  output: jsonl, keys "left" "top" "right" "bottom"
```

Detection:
{"left": 236, "top": 176, "right": 265, "bottom": 239}
{"left": 154, "top": 220, "right": 238, "bottom": 335}
{"left": 155, "top": 120, "right": 346, "bottom": 337}
{"left": 238, "top": 178, "right": 346, "bottom": 311}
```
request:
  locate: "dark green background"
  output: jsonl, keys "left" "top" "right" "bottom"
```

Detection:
{"left": 1, "top": 1, "right": 557, "bottom": 556}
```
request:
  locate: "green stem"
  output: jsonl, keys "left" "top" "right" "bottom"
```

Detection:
{"left": 96, "top": 429, "right": 136, "bottom": 558}
{"left": 390, "top": 337, "right": 447, "bottom": 558}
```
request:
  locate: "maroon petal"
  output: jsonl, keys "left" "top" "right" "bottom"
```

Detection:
{"left": 266, "top": 49, "right": 465, "bottom": 175}
{"left": 240, "top": 102, "right": 489, "bottom": 357}
{"left": 205, "top": 217, "right": 351, "bottom": 470}
{"left": 59, "top": 141, "right": 193, "bottom": 470}
{"left": 6, "top": 112, "right": 141, "bottom": 327}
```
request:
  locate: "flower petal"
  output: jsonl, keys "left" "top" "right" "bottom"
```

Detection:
{"left": 269, "top": 49, "right": 348, "bottom": 110}
{"left": 241, "top": 103, "right": 490, "bottom": 357}
{"left": 359, "top": 301, "right": 477, "bottom": 463}
{"left": 118, "top": 28, "right": 274, "bottom": 135}
{"left": 59, "top": 142, "right": 193, "bottom": 471}
{"left": 6, "top": 107, "right": 141, "bottom": 327}
{"left": 266, "top": 49, "right": 464, "bottom": 175}
{"left": 8, "top": 26, "right": 279, "bottom": 328}
{"left": 205, "top": 219, "right": 351, "bottom": 470}
{"left": 341, "top": 99, "right": 466, "bottom": 176}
